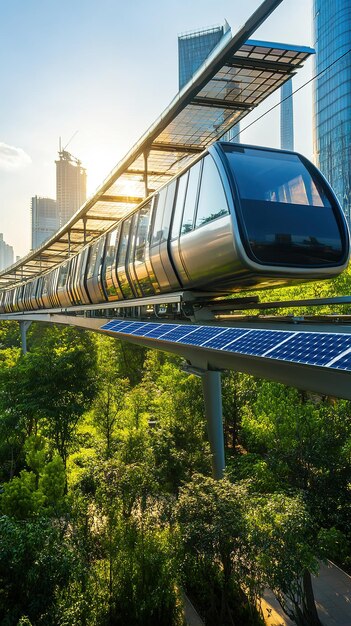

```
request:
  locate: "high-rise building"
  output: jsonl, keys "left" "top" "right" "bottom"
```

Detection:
{"left": 178, "top": 23, "right": 228, "bottom": 90}
{"left": 56, "top": 149, "right": 87, "bottom": 227}
{"left": 280, "top": 79, "right": 294, "bottom": 151}
{"left": 31, "top": 196, "right": 59, "bottom": 249}
{"left": 178, "top": 22, "right": 240, "bottom": 142}
{"left": 0, "top": 234, "right": 14, "bottom": 270}
{"left": 313, "top": 0, "right": 351, "bottom": 225}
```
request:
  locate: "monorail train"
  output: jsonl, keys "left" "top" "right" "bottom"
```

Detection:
{"left": 1, "top": 142, "right": 350, "bottom": 314}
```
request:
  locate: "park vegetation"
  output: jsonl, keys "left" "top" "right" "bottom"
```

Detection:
{"left": 0, "top": 266, "right": 350, "bottom": 625}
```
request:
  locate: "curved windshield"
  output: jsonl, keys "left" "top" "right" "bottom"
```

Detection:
{"left": 224, "top": 146, "right": 344, "bottom": 266}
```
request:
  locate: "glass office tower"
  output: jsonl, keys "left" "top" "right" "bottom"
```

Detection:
{"left": 313, "top": 0, "right": 351, "bottom": 225}
{"left": 178, "top": 22, "right": 240, "bottom": 141}
{"left": 280, "top": 79, "right": 294, "bottom": 151}
{"left": 178, "top": 24, "right": 227, "bottom": 90}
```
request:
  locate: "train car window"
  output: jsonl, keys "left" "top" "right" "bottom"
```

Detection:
{"left": 105, "top": 227, "right": 119, "bottom": 270}
{"left": 126, "top": 213, "right": 139, "bottom": 267}
{"left": 171, "top": 172, "right": 188, "bottom": 239}
{"left": 95, "top": 237, "right": 106, "bottom": 276}
{"left": 135, "top": 203, "right": 151, "bottom": 262}
{"left": 58, "top": 262, "right": 69, "bottom": 288}
{"left": 195, "top": 156, "right": 229, "bottom": 228}
{"left": 117, "top": 217, "right": 132, "bottom": 266}
{"left": 181, "top": 160, "right": 201, "bottom": 235}
{"left": 87, "top": 242, "right": 99, "bottom": 279}
{"left": 42, "top": 274, "right": 49, "bottom": 296}
{"left": 225, "top": 147, "right": 331, "bottom": 207}
{"left": 160, "top": 180, "right": 176, "bottom": 242}
{"left": 151, "top": 187, "right": 167, "bottom": 246}
{"left": 224, "top": 146, "right": 343, "bottom": 266}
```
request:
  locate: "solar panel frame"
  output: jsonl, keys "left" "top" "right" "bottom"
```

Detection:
{"left": 100, "top": 320, "right": 351, "bottom": 375}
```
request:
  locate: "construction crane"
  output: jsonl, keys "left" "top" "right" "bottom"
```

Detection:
{"left": 58, "top": 131, "right": 81, "bottom": 165}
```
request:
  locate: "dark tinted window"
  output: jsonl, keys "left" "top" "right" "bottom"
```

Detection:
{"left": 195, "top": 155, "right": 228, "bottom": 228}
{"left": 118, "top": 217, "right": 132, "bottom": 266}
{"left": 160, "top": 180, "right": 176, "bottom": 242}
{"left": 135, "top": 204, "right": 151, "bottom": 262}
{"left": 94, "top": 238, "right": 105, "bottom": 277}
{"left": 105, "top": 227, "right": 120, "bottom": 272}
{"left": 225, "top": 146, "right": 343, "bottom": 266}
{"left": 171, "top": 172, "right": 188, "bottom": 239}
{"left": 58, "top": 262, "right": 69, "bottom": 288}
{"left": 87, "top": 242, "right": 99, "bottom": 279}
{"left": 181, "top": 161, "right": 201, "bottom": 235}
{"left": 126, "top": 214, "right": 138, "bottom": 265}
{"left": 226, "top": 147, "right": 330, "bottom": 207}
{"left": 151, "top": 188, "right": 167, "bottom": 246}
{"left": 42, "top": 274, "right": 49, "bottom": 295}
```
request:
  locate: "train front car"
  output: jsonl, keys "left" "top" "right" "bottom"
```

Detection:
{"left": 212, "top": 142, "right": 350, "bottom": 290}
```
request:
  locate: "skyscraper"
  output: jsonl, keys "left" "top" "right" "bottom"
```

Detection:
{"left": 313, "top": 0, "right": 351, "bottom": 225}
{"left": 56, "top": 149, "right": 87, "bottom": 227}
{"left": 178, "top": 24, "right": 228, "bottom": 90}
{"left": 0, "top": 234, "right": 14, "bottom": 270}
{"left": 280, "top": 79, "right": 294, "bottom": 151}
{"left": 178, "top": 21, "right": 240, "bottom": 141}
{"left": 31, "top": 196, "right": 59, "bottom": 249}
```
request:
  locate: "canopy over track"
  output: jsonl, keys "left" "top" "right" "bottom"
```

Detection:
{"left": 0, "top": 0, "right": 313, "bottom": 288}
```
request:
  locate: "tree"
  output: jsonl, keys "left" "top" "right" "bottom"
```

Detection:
{"left": 0, "top": 517, "right": 75, "bottom": 624}
{"left": 176, "top": 474, "right": 257, "bottom": 626}
{"left": 147, "top": 361, "right": 211, "bottom": 492}
{"left": 241, "top": 382, "right": 351, "bottom": 534}
{"left": 19, "top": 327, "right": 96, "bottom": 467}
{"left": 222, "top": 371, "right": 258, "bottom": 452}
{"left": 92, "top": 377, "right": 130, "bottom": 458}
{"left": 89, "top": 458, "right": 181, "bottom": 626}
{"left": 246, "top": 493, "right": 322, "bottom": 626}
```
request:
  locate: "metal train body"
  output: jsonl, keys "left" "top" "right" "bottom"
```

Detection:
{"left": 1, "top": 142, "right": 350, "bottom": 314}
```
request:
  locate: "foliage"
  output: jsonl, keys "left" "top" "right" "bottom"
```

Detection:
{"left": 246, "top": 493, "right": 322, "bottom": 626}
{"left": 176, "top": 474, "right": 261, "bottom": 625}
{"left": 241, "top": 382, "right": 351, "bottom": 532}
{"left": 148, "top": 360, "right": 211, "bottom": 492}
{"left": 0, "top": 305, "right": 350, "bottom": 626}
{"left": 0, "top": 471, "right": 43, "bottom": 519}
{"left": 39, "top": 455, "right": 66, "bottom": 510}
{"left": 0, "top": 516, "right": 75, "bottom": 625}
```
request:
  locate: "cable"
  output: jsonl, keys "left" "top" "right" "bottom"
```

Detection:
{"left": 230, "top": 46, "right": 351, "bottom": 141}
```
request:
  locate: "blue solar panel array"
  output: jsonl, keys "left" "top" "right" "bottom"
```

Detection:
{"left": 100, "top": 320, "right": 351, "bottom": 372}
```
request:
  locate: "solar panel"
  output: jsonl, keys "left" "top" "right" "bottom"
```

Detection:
{"left": 99, "top": 320, "right": 351, "bottom": 374}
{"left": 202, "top": 328, "right": 249, "bottom": 350}
{"left": 110, "top": 321, "right": 145, "bottom": 334}
{"left": 329, "top": 349, "right": 351, "bottom": 371}
{"left": 178, "top": 325, "right": 225, "bottom": 346}
{"left": 101, "top": 320, "right": 124, "bottom": 330}
{"left": 156, "top": 324, "right": 201, "bottom": 342}
{"left": 224, "top": 329, "right": 294, "bottom": 356}
{"left": 128, "top": 322, "right": 162, "bottom": 336}
{"left": 137, "top": 323, "right": 179, "bottom": 339}
{"left": 267, "top": 332, "right": 351, "bottom": 366}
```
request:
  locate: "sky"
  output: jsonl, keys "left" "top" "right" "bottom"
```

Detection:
{"left": 0, "top": 0, "right": 314, "bottom": 258}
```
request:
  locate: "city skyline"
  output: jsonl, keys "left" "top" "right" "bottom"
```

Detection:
{"left": 0, "top": 0, "right": 313, "bottom": 257}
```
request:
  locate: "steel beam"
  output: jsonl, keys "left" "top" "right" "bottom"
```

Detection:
{"left": 191, "top": 96, "right": 251, "bottom": 111}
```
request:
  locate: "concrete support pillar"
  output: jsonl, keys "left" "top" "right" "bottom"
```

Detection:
{"left": 19, "top": 321, "right": 32, "bottom": 355}
{"left": 201, "top": 370, "right": 225, "bottom": 480}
